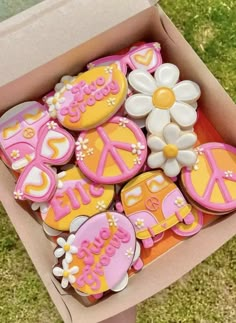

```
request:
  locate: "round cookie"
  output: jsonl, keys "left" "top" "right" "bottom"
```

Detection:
{"left": 40, "top": 166, "right": 115, "bottom": 231}
{"left": 46, "top": 66, "right": 128, "bottom": 131}
{"left": 181, "top": 142, "right": 236, "bottom": 213}
{"left": 76, "top": 116, "right": 147, "bottom": 185}
{"left": 52, "top": 212, "right": 140, "bottom": 296}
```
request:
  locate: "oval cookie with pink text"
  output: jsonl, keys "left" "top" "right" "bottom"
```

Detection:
{"left": 40, "top": 166, "right": 115, "bottom": 231}
{"left": 181, "top": 142, "right": 236, "bottom": 213}
{"left": 75, "top": 116, "right": 147, "bottom": 184}
{"left": 52, "top": 212, "right": 137, "bottom": 295}
{"left": 46, "top": 66, "right": 128, "bottom": 131}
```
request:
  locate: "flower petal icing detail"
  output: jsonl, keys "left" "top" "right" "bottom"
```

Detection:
{"left": 170, "top": 102, "right": 197, "bottom": 128}
{"left": 173, "top": 80, "right": 201, "bottom": 104}
{"left": 128, "top": 70, "right": 157, "bottom": 95}
{"left": 125, "top": 94, "right": 153, "bottom": 118}
{"left": 146, "top": 108, "right": 170, "bottom": 135}
{"left": 154, "top": 63, "right": 180, "bottom": 88}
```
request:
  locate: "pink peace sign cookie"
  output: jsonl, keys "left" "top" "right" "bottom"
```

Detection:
{"left": 75, "top": 116, "right": 147, "bottom": 184}
{"left": 181, "top": 142, "right": 236, "bottom": 213}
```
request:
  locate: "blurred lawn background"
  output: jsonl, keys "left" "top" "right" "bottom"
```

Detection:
{"left": 0, "top": 0, "right": 235, "bottom": 322}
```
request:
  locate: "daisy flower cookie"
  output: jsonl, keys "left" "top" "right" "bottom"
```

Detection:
{"left": 125, "top": 63, "right": 201, "bottom": 135}
{"left": 147, "top": 123, "right": 197, "bottom": 177}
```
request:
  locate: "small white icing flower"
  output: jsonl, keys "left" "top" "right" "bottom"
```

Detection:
{"left": 108, "top": 215, "right": 118, "bottom": 227}
{"left": 96, "top": 201, "right": 107, "bottom": 212}
{"left": 54, "top": 234, "right": 78, "bottom": 263}
{"left": 133, "top": 157, "right": 142, "bottom": 165}
{"left": 46, "top": 93, "right": 66, "bottom": 118}
{"left": 154, "top": 42, "right": 161, "bottom": 49}
{"left": 125, "top": 63, "right": 200, "bottom": 135}
{"left": 131, "top": 142, "right": 145, "bottom": 155}
{"left": 135, "top": 218, "right": 145, "bottom": 229}
{"left": 11, "top": 149, "right": 20, "bottom": 159}
{"left": 47, "top": 121, "right": 57, "bottom": 130}
{"left": 55, "top": 75, "right": 75, "bottom": 92}
{"left": 104, "top": 66, "right": 113, "bottom": 74}
{"left": 119, "top": 117, "right": 129, "bottom": 128}
{"left": 107, "top": 98, "right": 116, "bottom": 106}
{"left": 224, "top": 170, "right": 233, "bottom": 178}
{"left": 87, "top": 62, "right": 95, "bottom": 69}
{"left": 14, "top": 190, "right": 23, "bottom": 200}
{"left": 195, "top": 147, "right": 204, "bottom": 155}
{"left": 76, "top": 151, "right": 85, "bottom": 161}
{"left": 87, "top": 148, "right": 94, "bottom": 156}
{"left": 147, "top": 123, "right": 197, "bottom": 177}
{"left": 174, "top": 197, "right": 185, "bottom": 208}
{"left": 76, "top": 138, "right": 89, "bottom": 151}
{"left": 125, "top": 247, "right": 134, "bottom": 258}
{"left": 53, "top": 259, "right": 79, "bottom": 289}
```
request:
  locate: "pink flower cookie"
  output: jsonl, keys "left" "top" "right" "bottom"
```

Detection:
{"left": 181, "top": 142, "right": 236, "bottom": 213}
{"left": 35, "top": 165, "right": 115, "bottom": 232}
{"left": 87, "top": 42, "right": 162, "bottom": 75}
{"left": 46, "top": 66, "right": 128, "bottom": 131}
{"left": 125, "top": 63, "right": 200, "bottom": 135}
{"left": 147, "top": 123, "right": 197, "bottom": 177}
{"left": 75, "top": 116, "right": 147, "bottom": 185}
{"left": 0, "top": 102, "right": 75, "bottom": 203}
{"left": 52, "top": 212, "right": 143, "bottom": 297}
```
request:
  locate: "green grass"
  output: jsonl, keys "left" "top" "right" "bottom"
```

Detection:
{"left": 0, "top": 0, "right": 236, "bottom": 322}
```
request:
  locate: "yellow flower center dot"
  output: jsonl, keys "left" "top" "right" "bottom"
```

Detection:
{"left": 163, "top": 144, "right": 178, "bottom": 158}
{"left": 63, "top": 270, "right": 69, "bottom": 278}
{"left": 63, "top": 244, "right": 70, "bottom": 252}
{"left": 152, "top": 87, "right": 176, "bottom": 109}
{"left": 52, "top": 98, "right": 58, "bottom": 105}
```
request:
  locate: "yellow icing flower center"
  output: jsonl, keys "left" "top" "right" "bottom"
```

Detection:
{"left": 63, "top": 244, "right": 70, "bottom": 252}
{"left": 63, "top": 270, "right": 69, "bottom": 278}
{"left": 152, "top": 87, "right": 176, "bottom": 109}
{"left": 163, "top": 144, "right": 178, "bottom": 158}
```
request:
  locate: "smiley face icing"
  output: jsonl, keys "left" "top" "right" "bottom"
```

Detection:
{"left": 46, "top": 66, "right": 128, "bottom": 131}
{"left": 125, "top": 63, "right": 200, "bottom": 135}
{"left": 147, "top": 123, "right": 197, "bottom": 177}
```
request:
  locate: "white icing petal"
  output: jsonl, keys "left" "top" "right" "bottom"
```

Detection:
{"left": 65, "top": 252, "right": 73, "bottom": 264}
{"left": 57, "top": 237, "right": 66, "bottom": 248}
{"left": 147, "top": 152, "right": 166, "bottom": 169}
{"left": 170, "top": 102, "right": 197, "bottom": 128}
{"left": 53, "top": 267, "right": 64, "bottom": 277}
{"left": 67, "top": 234, "right": 75, "bottom": 245}
{"left": 177, "top": 150, "right": 197, "bottom": 166}
{"left": 173, "top": 81, "right": 201, "bottom": 104}
{"left": 176, "top": 133, "right": 197, "bottom": 149}
{"left": 70, "top": 245, "right": 78, "bottom": 254}
{"left": 147, "top": 135, "right": 166, "bottom": 151}
{"left": 70, "top": 266, "right": 79, "bottom": 275}
{"left": 163, "top": 123, "right": 181, "bottom": 145}
{"left": 191, "top": 102, "right": 198, "bottom": 110}
{"left": 62, "top": 259, "right": 69, "bottom": 270}
{"left": 61, "top": 277, "right": 69, "bottom": 288}
{"left": 164, "top": 158, "right": 181, "bottom": 177}
{"left": 68, "top": 275, "right": 76, "bottom": 284}
{"left": 128, "top": 70, "right": 157, "bottom": 95}
{"left": 146, "top": 108, "right": 170, "bottom": 135}
{"left": 154, "top": 63, "right": 180, "bottom": 88}
{"left": 54, "top": 248, "right": 65, "bottom": 258}
{"left": 125, "top": 94, "right": 153, "bottom": 118}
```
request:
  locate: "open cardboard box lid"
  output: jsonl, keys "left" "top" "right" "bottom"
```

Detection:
{"left": 1, "top": 1, "right": 236, "bottom": 323}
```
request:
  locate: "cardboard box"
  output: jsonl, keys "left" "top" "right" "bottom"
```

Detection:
{"left": 0, "top": 1, "right": 236, "bottom": 322}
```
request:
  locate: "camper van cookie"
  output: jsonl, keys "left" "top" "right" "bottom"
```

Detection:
{"left": 46, "top": 66, "right": 128, "bottom": 131}
{"left": 0, "top": 102, "right": 76, "bottom": 203}
{"left": 52, "top": 212, "right": 141, "bottom": 296}
{"left": 40, "top": 166, "right": 115, "bottom": 231}
{"left": 76, "top": 116, "right": 147, "bottom": 184}
{"left": 147, "top": 123, "right": 197, "bottom": 177}
{"left": 125, "top": 63, "right": 200, "bottom": 135}
{"left": 181, "top": 142, "right": 236, "bottom": 213}
{"left": 120, "top": 170, "right": 200, "bottom": 248}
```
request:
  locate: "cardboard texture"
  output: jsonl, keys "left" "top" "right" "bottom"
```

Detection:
{"left": 0, "top": 2, "right": 236, "bottom": 323}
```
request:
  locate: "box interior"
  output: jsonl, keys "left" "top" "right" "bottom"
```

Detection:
{"left": 0, "top": 6, "right": 236, "bottom": 323}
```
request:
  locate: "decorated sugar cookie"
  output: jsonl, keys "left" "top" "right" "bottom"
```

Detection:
{"left": 120, "top": 170, "right": 201, "bottom": 248}
{"left": 38, "top": 166, "right": 115, "bottom": 231}
{"left": 147, "top": 123, "right": 197, "bottom": 177}
{"left": 75, "top": 116, "right": 147, "bottom": 184}
{"left": 52, "top": 212, "right": 142, "bottom": 296}
{"left": 125, "top": 63, "right": 200, "bottom": 135}
{"left": 46, "top": 66, "right": 128, "bottom": 131}
{"left": 0, "top": 102, "right": 75, "bottom": 202}
{"left": 181, "top": 142, "right": 236, "bottom": 213}
{"left": 87, "top": 42, "right": 162, "bottom": 75}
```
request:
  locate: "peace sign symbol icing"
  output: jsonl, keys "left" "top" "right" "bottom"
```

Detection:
{"left": 181, "top": 142, "right": 236, "bottom": 212}
{"left": 46, "top": 66, "right": 128, "bottom": 131}
{"left": 75, "top": 116, "right": 147, "bottom": 184}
